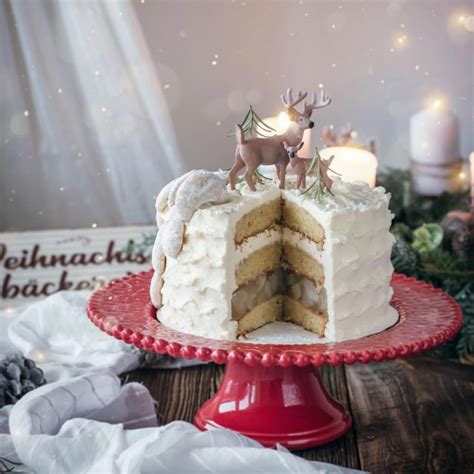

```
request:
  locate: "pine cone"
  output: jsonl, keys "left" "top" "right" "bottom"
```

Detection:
{"left": 0, "top": 354, "right": 46, "bottom": 408}
{"left": 451, "top": 222, "right": 474, "bottom": 260}
{"left": 441, "top": 214, "right": 467, "bottom": 246}
{"left": 391, "top": 235, "right": 419, "bottom": 276}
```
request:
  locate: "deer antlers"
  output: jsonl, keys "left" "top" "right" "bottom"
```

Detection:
{"left": 281, "top": 88, "right": 308, "bottom": 110}
{"left": 281, "top": 88, "right": 332, "bottom": 117}
{"left": 303, "top": 90, "right": 332, "bottom": 116}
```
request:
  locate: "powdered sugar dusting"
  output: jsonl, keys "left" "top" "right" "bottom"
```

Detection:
{"left": 150, "top": 170, "right": 231, "bottom": 308}
{"left": 159, "top": 170, "right": 230, "bottom": 257}
{"left": 158, "top": 217, "right": 184, "bottom": 257}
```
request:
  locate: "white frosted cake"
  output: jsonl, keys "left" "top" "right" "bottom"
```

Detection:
{"left": 149, "top": 169, "right": 398, "bottom": 342}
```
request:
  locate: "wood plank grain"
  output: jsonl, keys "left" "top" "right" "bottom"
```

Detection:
{"left": 404, "top": 355, "right": 474, "bottom": 384}
{"left": 126, "top": 358, "right": 474, "bottom": 472}
{"left": 346, "top": 359, "right": 474, "bottom": 474}
{"left": 295, "top": 365, "right": 361, "bottom": 470}
{"left": 126, "top": 363, "right": 360, "bottom": 468}
{"left": 125, "top": 363, "right": 223, "bottom": 425}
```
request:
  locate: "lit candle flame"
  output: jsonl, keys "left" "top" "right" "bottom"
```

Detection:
{"left": 277, "top": 111, "right": 290, "bottom": 133}
{"left": 426, "top": 96, "right": 445, "bottom": 111}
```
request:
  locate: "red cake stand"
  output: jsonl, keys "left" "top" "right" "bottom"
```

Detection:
{"left": 87, "top": 271, "right": 462, "bottom": 450}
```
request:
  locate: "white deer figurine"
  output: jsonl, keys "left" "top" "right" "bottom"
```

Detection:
{"left": 229, "top": 88, "right": 331, "bottom": 191}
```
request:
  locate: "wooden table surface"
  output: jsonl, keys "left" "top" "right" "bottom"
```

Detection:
{"left": 127, "top": 357, "right": 474, "bottom": 473}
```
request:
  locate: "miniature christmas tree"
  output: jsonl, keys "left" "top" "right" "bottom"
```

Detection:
{"left": 302, "top": 147, "right": 339, "bottom": 200}
{"left": 230, "top": 105, "right": 276, "bottom": 139}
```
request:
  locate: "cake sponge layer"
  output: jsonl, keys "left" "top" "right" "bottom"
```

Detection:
{"left": 282, "top": 242, "right": 324, "bottom": 289}
{"left": 283, "top": 296, "right": 327, "bottom": 336}
{"left": 237, "top": 295, "right": 282, "bottom": 336}
{"left": 235, "top": 199, "right": 281, "bottom": 244}
{"left": 282, "top": 201, "right": 325, "bottom": 248}
{"left": 235, "top": 242, "right": 281, "bottom": 287}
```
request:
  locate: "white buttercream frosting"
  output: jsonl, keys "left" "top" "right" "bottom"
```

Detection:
{"left": 235, "top": 227, "right": 280, "bottom": 263}
{"left": 151, "top": 173, "right": 398, "bottom": 343}
{"left": 282, "top": 227, "right": 322, "bottom": 263}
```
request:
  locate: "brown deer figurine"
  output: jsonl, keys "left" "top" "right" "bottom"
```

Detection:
{"left": 229, "top": 88, "right": 331, "bottom": 191}
{"left": 283, "top": 141, "right": 307, "bottom": 189}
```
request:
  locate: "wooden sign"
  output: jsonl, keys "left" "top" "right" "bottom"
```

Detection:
{"left": 0, "top": 225, "right": 156, "bottom": 307}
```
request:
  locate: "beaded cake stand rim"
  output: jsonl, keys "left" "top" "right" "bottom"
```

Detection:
{"left": 86, "top": 270, "right": 462, "bottom": 367}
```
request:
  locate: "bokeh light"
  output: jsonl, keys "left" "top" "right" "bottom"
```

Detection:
{"left": 394, "top": 33, "right": 408, "bottom": 50}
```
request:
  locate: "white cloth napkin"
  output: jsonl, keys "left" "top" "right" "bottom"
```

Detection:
{"left": 0, "top": 292, "right": 364, "bottom": 473}
{"left": 6, "top": 292, "right": 139, "bottom": 382}
{"left": 5, "top": 371, "right": 360, "bottom": 473}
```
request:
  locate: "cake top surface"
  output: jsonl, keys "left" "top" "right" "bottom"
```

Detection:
{"left": 153, "top": 170, "right": 391, "bottom": 259}
{"left": 156, "top": 171, "right": 390, "bottom": 220}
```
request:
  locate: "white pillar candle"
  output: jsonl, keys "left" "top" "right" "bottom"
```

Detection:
{"left": 410, "top": 100, "right": 461, "bottom": 196}
{"left": 410, "top": 103, "right": 460, "bottom": 165}
{"left": 319, "top": 146, "right": 378, "bottom": 187}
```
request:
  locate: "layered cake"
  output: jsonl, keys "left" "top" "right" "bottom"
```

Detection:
{"left": 150, "top": 169, "right": 398, "bottom": 342}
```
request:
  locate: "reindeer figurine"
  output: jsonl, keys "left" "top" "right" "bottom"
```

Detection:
{"left": 229, "top": 88, "right": 331, "bottom": 191}
{"left": 283, "top": 141, "right": 307, "bottom": 189}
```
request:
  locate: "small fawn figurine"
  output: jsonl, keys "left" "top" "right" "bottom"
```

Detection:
{"left": 283, "top": 141, "right": 307, "bottom": 189}
{"left": 229, "top": 88, "right": 331, "bottom": 191}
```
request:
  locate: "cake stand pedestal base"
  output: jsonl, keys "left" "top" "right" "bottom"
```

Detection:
{"left": 194, "top": 360, "right": 352, "bottom": 449}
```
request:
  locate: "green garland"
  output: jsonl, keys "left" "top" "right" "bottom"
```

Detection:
{"left": 377, "top": 169, "right": 473, "bottom": 361}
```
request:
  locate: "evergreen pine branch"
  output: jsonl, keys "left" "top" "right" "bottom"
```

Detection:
{"left": 384, "top": 168, "right": 473, "bottom": 361}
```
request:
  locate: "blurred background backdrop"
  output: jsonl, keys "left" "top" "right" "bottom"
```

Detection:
{"left": 1, "top": 0, "right": 473, "bottom": 231}
{"left": 140, "top": 0, "right": 473, "bottom": 169}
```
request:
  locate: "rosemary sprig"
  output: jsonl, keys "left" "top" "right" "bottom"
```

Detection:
{"left": 305, "top": 148, "right": 319, "bottom": 176}
{"left": 254, "top": 169, "right": 272, "bottom": 181}
{"left": 236, "top": 168, "right": 273, "bottom": 185}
